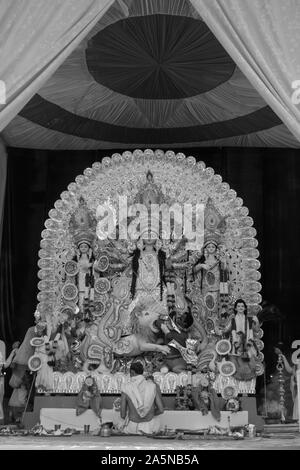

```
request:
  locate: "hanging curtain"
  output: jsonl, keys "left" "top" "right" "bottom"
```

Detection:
{"left": 0, "top": 0, "right": 115, "bottom": 131}
{"left": 0, "top": 144, "right": 13, "bottom": 344}
{"left": 190, "top": 0, "right": 300, "bottom": 141}
{"left": 0, "top": 137, "right": 7, "bottom": 261}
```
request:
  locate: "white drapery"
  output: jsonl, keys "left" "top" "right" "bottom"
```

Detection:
{"left": 3, "top": 0, "right": 298, "bottom": 149}
{"left": 0, "top": 137, "right": 7, "bottom": 260}
{"left": 0, "top": 0, "right": 115, "bottom": 132}
{"left": 190, "top": 0, "right": 300, "bottom": 141}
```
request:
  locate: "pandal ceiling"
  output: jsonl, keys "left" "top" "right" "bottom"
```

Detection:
{"left": 3, "top": 0, "right": 300, "bottom": 149}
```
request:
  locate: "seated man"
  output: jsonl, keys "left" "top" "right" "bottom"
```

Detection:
{"left": 120, "top": 362, "right": 164, "bottom": 434}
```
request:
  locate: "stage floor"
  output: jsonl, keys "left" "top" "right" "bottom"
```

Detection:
{"left": 0, "top": 434, "right": 299, "bottom": 450}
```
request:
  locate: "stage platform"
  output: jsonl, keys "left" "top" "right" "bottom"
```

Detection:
{"left": 23, "top": 395, "right": 264, "bottom": 431}
{"left": 40, "top": 408, "right": 248, "bottom": 431}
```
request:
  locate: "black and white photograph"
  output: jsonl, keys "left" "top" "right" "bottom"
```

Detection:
{"left": 0, "top": 0, "right": 300, "bottom": 455}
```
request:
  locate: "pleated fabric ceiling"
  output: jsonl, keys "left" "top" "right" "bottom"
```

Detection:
{"left": 3, "top": 0, "right": 299, "bottom": 149}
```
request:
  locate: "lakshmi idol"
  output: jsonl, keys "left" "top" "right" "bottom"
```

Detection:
{"left": 192, "top": 232, "right": 229, "bottom": 317}
{"left": 69, "top": 197, "right": 96, "bottom": 313}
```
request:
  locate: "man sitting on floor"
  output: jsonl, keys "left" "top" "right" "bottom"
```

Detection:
{"left": 119, "top": 362, "right": 164, "bottom": 434}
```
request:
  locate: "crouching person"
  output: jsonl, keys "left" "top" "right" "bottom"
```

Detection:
{"left": 120, "top": 362, "right": 164, "bottom": 434}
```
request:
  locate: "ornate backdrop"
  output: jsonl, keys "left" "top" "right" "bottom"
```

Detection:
{"left": 1, "top": 146, "right": 300, "bottom": 384}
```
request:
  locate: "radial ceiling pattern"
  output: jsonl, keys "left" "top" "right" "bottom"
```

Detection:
{"left": 3, "top": 0, "right": 299, "bottom": 149}
{"left": 86, "top": 14, "right": 236, "bottom": 99}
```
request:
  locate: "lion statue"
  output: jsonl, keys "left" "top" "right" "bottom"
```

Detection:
{"left": 112, "top": 302, "right": 170, "bottom": 357}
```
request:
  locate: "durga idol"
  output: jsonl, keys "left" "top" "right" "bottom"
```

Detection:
{"left": 129, "top": 228, "right": 167, "bottom": 314}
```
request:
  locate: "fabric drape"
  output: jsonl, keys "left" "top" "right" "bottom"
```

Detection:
{"left": 2, "top": 0, "right": 298, "bottom": 149}
{"left": 0, "top": 149, "right": 14, "bottom": 344}
{"left": 190, "top": 0, "right": 300, "bottom": 141}
{"left": 0, "top": 137, "right": 7, "bottom": 261}
{"left": 0, "top": 0, "right": 115, "bottom": 131}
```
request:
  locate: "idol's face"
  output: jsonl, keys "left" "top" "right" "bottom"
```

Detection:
{"left": 236, "top": 302, "right": 246, "bottom": 314}
{"left": 143, "top": 238, "right": 156, "bottom": 246}
{"left": 142, "top": 230, "right": 157, "bottom": 246}
{"left": 206, "top": 243, "right": 217, "bottom": 254}
{"left": 79, "top": 242, "right": 89, "bottom": 253}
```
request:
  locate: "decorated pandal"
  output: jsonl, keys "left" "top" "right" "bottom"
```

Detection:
{"left": 27, "top": 149, "right": 264, "bottom": 411}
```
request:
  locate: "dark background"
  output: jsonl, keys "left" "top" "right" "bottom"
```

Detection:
{"left": 1, "top": 147, "right": 300, "bottom": 377}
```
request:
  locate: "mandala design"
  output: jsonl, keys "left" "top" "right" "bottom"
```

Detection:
{"left": 216, "top": 339, "right": 232, "bottom": 356}
{"left": 205, "top": 294, "right": 215, "bottom": 310}
{"left": 219, "top": 361, "right": 236, "bottom": 377}
{"left": 95, "top": 254, "right": 109, "bottom": 272}
{"left": 61, "top": 283, "right": 78, "bottom": 301}
{"left": 222, "top": 385, "right": 238, "bottom": 400}
{"left": 85, "top": 376, "right": 94, "bottom": 387}
{"left": 93, "top": 300, "right": 106, "bottom": 317}
{"left": 64, "top": 260, "right": 78, "bottom": 276}
{"left": 94, "top": 278, "right": 111, "bottom": 295}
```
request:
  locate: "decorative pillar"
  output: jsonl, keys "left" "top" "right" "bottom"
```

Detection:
{"left": 0, "top": 340, "right": 6, "bottom": 423}
{"left": 276, "top": 354, "right": 286, "bottom": 423}
{"left": 297, "top": 365, "right": 300, "bottom": 433}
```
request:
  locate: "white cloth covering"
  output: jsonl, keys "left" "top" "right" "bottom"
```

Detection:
{"left": 190, "top": 0, "right": 300, "bottom": 142}
{"left": 121, "top": 375, "right": 156, "bottom": 418}
{"left": 0, "top": 0, "right": 114, "bottom": 131}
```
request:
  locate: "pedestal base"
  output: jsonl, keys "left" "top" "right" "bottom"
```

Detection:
{"left": 23, "top": 395, "right": 264, "bottom": 431}
{"left": 39, "top": 408, "right": 248, "bottom": 432}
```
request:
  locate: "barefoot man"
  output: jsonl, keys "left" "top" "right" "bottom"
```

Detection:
{"left": 120, "top": 362, "right": 164, "bottom": 434}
